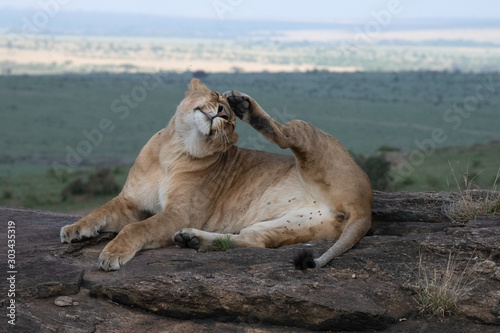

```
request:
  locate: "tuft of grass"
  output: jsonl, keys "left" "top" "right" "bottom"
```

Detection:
{"left": 445, "top": 190, "right": 500, "bottom": 223}
{"left": 411, "top": 251, "right": 475, "bottom": 318}
{"left": 444, "top": 162, "right": 500, "bottom": 223}
{"left": 211, "top": 235, "right": 234, "bottom": 252}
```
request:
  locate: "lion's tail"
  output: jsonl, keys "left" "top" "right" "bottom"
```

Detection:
{"left": 294, "top": 215, "right": 371, "bottom": 270}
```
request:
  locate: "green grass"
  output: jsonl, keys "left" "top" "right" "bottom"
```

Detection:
{"left": 0, "top": 166, "right": 130, "bottom": 213}
{"left": 211, "top": 235, "right": 234, "bottom": 252}
{"left": 392, "top": 142, "right": 500, "bottom": 192}
{"left": 1, "top": 71, "right": 499, "bottom": 212}
{"left": 0, "top": 74, "right": 183, "bottom": 163}
{"left": 2, "top": 71, "right": 499, "bottom": 163}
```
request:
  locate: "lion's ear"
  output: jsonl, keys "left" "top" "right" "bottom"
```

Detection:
{"left": 186, "top": 78, "right": 211, "bottom": 96}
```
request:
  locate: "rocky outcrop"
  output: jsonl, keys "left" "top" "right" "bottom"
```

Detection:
{"left": 1, "top": 191, "right": 499, "bottom": 332}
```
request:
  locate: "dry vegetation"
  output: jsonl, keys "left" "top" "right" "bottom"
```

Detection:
{"left": 411, "top": 251, "right": 476, "bottom": 318}
{"left": 444, "top": 164, "right": 500, "bottom": 223}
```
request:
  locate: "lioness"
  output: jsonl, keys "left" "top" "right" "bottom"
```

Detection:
{"left": 60, "top": 79, "right": 373, "bottom": 271}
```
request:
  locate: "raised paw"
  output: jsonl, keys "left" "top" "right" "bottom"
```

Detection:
{"left": 60, "top": 224, "right": 98, "bottom": 243}
{"left": 98, "top": 239, "right": 136, "bottom": 271}
{"left": 174, "top": 230, "right": 200, "bottom": 250}
{"left": 223, "top": 90, "right": 253, "bottom": 121}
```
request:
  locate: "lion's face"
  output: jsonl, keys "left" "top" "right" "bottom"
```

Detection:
{"left": 174, "top": 79, "right": 238, "bottom": 158}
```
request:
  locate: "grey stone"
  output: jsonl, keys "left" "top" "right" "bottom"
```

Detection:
{"left": 1, "top": 191, "right": 499, "bottom": 332}
{"left": 54, "top": 296, "right": 74, "bottom": 307}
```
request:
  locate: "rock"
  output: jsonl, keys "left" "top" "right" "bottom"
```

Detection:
{"left": 1, "top": 192, "right": 500, "bottom": 332}
{"left": 0, "top": 208, "right": 85, "bottom": 299}
{"left": 89, "top": 255, "right": 395, "bottom": 331}
{"left": 474, "top": 260, "right": 497, "bottom": 274}
{"left": 495, "top": 267, "right": 500, "bottom": 281}
{"left": 54, "top": 296, "right": 74, "bottom": 307}
{"left": 372, "top": 190, "right": 453, "bottom": 222}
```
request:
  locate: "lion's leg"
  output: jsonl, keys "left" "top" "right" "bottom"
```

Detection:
{"left": 224, "top": 90, "right": 291, "bottom": 149}
{"left": 225, "top": 90, "right": 358, "bottom": 189}
{"left": 224, "top": 90, "right": 337, "bottom": 157}
{"left": 225, "top": 90, "right": 373, "bottom": 269}
{"left": 60, "top": 195, "right": 144, "bottom": 243}
{"left": 174, "top": 208, "right": 339, "bottom": 251}
{"left": 98, "top": 209, "right": 187, "bottom": 271}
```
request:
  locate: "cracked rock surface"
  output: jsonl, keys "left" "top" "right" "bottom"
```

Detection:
{"left": 1, "top": 191, "right": 499, "bottom": 332}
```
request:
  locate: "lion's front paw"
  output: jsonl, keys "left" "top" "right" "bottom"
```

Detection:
{"left": 174, "top": 230, "right": 200, "bottom": 250}
{"left": 60, "top": 224, "right": 98, "bottom": 243}
{"left": 98, "top": 240, "right": 136, "bottom": 271}
{"left": 223, "top": 90, "right": 252, "bottom": 121}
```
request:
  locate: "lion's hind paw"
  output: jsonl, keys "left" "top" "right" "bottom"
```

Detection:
{"left": 174, "top": 231, "right": 200, "bottom": 250}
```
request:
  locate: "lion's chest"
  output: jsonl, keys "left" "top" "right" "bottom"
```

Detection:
{"left": 156, "top": 170, "right": 227, "bottom": 217}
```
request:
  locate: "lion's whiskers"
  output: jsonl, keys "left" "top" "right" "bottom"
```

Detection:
{"left": 212, "top": 122, "right": 231, "bottom": 152}
{"left": 221, "top": 126, "right": 231, "bottom": 151}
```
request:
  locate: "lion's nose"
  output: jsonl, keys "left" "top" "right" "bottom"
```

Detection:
{"left": 217, "top": 105, "right": 229, "bottom": 120}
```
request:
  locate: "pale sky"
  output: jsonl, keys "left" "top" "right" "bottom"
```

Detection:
{"left": 1, "top": 0, "right": 500, "bottom": 21}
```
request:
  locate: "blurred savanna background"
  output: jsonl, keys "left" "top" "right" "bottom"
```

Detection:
{"left": 1, "top": 0, "right": 500, "bottom": 214}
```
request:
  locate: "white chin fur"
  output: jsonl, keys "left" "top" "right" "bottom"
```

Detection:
{"left": 178, "top": 111, "right": 230, "bottom": 158}
{"left": 194, "top": 111, "right": 212, "bottom": 135}
{"left": 211, "top": 117, "right": 226, "bottom": 131}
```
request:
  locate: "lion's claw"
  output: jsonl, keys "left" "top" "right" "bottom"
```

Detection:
{"left": 98, "top": 250, "right": 123, "bottom": 271}
{"left": 60, "top": 224, "right": 98, "bottom": 243}
{"left": 97, "top": 235, "right": 137, "bottom": 271}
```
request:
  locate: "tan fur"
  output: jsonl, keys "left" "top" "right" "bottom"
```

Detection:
{"left": 60, "top": 79, "right": 373, "bottom": 271}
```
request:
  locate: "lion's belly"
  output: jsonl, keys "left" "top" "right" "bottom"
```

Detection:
{"left": 201, "top": 169, "right": 333, "bottom": 234}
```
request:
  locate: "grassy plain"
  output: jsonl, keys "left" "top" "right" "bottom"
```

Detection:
{"left": 390, "top": 142, "right": 500, "bottom": 192}
{"left": 1, "top": 71, "right": 499, "bottom": 212}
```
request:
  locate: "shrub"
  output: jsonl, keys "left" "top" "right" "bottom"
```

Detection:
{"left": 192, "top": 70, "right": 208, "bottom": 79}
{"left": 376, "top": 146, "right": 400, "bottom": 153}
{"left": 88, "top": 168, "right": 120, "bottom": 196}
{"left": 354, "top": 153, "right": 391, "bottom": 191}
{"left": 3, "top": 189, "right": 13, "bottom": 200}
{"left": 61, "top": 168, "right": 120, "bottom": 201}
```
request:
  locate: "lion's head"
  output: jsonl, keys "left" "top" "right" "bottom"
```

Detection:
{"left": 174, "top": 79, "right": 238, "bottom": 158}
